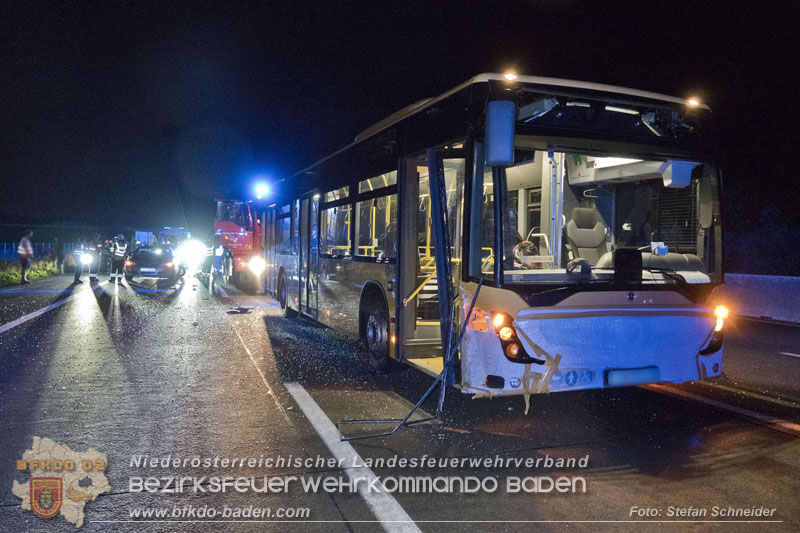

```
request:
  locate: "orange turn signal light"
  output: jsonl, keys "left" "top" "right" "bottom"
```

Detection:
{"left": 492, "top": 313, "right": 506, "bottom": 329}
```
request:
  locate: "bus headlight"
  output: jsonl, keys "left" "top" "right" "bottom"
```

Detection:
{"left": 505, "top": 343, "right": 520, "bottom": 358}
{"left": 80, "top": 254, "right": 93, "bottom": 265}
{"left": 701, "top": 304, "right": 729, "bottom": 355}
{"left": 714, "top": 305, "right": 729, "bottom": 320}
{"left": 491, "top": 310, "right": 545, "bottom": 365}
{"left": 248, "top": 256, "right": 266, "bottom": 275}
{"left": 714, "top": 305, "right": 729, "bottom": 332}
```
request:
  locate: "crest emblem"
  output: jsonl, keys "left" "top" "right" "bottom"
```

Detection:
{"left": 30, "top": 478, "right": 62, "bottom": 518}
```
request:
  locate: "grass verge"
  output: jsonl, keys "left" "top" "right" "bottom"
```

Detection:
{"left": 0, "top": 259, "right": 59, "bottom": 286}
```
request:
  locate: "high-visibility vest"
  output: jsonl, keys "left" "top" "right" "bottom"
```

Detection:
{"left": 112, "top": 242, "right": 127, "bottom": 259}
{"left": 18, "top": 237, "right": 33, "bottom": 258}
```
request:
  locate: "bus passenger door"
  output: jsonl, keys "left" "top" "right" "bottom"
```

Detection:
{"left": 307, "top": 196, "right": 319, "bottom": 319}
{"left": 265, "top": 207, "right": 276, "bottom": 295}
{"left": 299, "top": 196, "right": 319, "bottom": 318}
{"left": 397, "top": 147, "right": 465, "bottom": 368}
{"left": 299, "top": 198, "right": 309, "bottom": 315}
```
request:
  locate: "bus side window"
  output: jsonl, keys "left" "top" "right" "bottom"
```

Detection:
{"left": 321, "top": 204, "right": 352, "bottom": 257}
{"left": 276, "top": 216, "right": 290, "bottom": 254}
{"left": 292, "top": 200, "right": 300, "bottom": 255}
{"left": 356, "top": 193, "right": 398, "bottom": 259}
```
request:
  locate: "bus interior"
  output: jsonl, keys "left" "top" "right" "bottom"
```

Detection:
{"left": 470, "top": 147, "right": 721, "bottom": 285}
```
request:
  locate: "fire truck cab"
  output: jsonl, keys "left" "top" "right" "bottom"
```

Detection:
{"left": 213, "top": 199, "right": 264, "bottom": 291}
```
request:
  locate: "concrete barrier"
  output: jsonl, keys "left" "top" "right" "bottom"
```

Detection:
{"left": 723, "top": 273, "right": 800, "bottom": 324}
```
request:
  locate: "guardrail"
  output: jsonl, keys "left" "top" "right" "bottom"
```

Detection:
{"left": 0, "top": 242, "right": 79, "bottom": 260}
{"left": 723, "top": 273, "right": 800, "bottom": 324}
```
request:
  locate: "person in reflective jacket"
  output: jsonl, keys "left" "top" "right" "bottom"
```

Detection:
{"left": 73, "top": 237, "right": 87, "bottom": 284}
{"left": 18, "top": 230, "right": 34, "bottom": 284}
{"left": 110, "top": 234, "right": 128, "bottom": 281}
{"left": 86, "top": 235, "right": 102, "bottom": 282}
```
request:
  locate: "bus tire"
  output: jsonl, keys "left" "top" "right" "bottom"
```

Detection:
{"left": 278, "top": 273, "right": 296, "bottom": 318}
{"left": 362, "top": 300, "right": 392, "bottom": 372}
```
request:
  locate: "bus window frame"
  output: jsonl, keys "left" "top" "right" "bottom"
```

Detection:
{"left": 353, "top": 183, "right": 399, "bottom": 264}
{"left": 320, "top": 197, "right": 354, "bottom": 259}
{"left": 275, "top": 211, "right": 292, "bottom": 255}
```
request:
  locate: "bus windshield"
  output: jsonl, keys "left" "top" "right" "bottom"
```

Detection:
{"left": 469, "top": 141, "right": 722, "bottom": 285}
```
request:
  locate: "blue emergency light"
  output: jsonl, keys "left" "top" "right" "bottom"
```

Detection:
{"left": 254, "top": 182, "right": 270, "bottom": 200}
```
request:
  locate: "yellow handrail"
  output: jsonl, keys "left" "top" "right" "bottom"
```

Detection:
{"left": 403, "top": 270, "right": 436, "bottom": 307}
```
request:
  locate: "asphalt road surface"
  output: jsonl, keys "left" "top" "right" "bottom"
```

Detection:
{"left": 0, "top": 273, "right": 798, "bottom": 532}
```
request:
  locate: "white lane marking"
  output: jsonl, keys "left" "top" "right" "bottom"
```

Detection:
{"left": 779, "top": 351, "right": 800, "bottom": 359}
{"left": 644, "top": 384, "right": 800, "bottom": 437}
{"left": 232, "top": 325, "right": 291, "bottom": 425}
{"left": 285, "top": 382, "right": 421, "bottom": 533}
{"left": 695, "top": 381, "right": 800, "bottom": 409}
{"left": 0, "top": 281, "right": 108, "bottom": 335}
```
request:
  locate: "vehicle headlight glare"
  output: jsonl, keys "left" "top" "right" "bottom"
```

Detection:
{"left": 714, "top": 305, "right": 729, "bottom": 320}
{"left": 715, "top": 317, "right": 724, "bottom": 332}
{"left": 248, "top": 256, "right": 266, "bottom": 275}
{"left": 175, "top": 239, "right": 207, "bottom": 269}
{"left": 80, "top": 254, "right": 93, "bottom": 265}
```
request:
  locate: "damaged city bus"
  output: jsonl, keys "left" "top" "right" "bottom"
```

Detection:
{"left": 261, "top": 73, "right": 726, "bottom": 403}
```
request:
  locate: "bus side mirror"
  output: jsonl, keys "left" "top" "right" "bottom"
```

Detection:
{"left": 486, "top": 100, "right": 516, "bottom": 166}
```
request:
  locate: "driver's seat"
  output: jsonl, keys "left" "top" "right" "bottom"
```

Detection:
{"left": 564, "top": 207, "right": 608, "bottom": 265}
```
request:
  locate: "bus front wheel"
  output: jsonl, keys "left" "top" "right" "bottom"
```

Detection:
{"left": 278, "top": 274, "right": 296, "bottom": 318}
{"left": 363, "top": 305, "right": 392, "bottom": 371}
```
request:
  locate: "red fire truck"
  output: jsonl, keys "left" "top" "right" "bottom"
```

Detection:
{"left": 213, "top": 199, "right": 266, "bottom": 292}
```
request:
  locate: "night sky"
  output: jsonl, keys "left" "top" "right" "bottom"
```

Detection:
{"left": 1, "top": 1, "right": 797, "bottom": 271}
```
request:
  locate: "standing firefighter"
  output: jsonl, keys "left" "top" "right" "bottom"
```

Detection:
{"left": 110, "top": 234, "right": 128, "bottom": 281}
{"left": 18, "top": 230, "right": 34, "bottom": 284}
{"left": 73, "top": 237, "right": 87, "bottom": 284}
{"left": 86, "top": 234, "right": 102, "bottom": 282}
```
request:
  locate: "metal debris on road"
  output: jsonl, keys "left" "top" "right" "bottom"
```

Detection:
{"left": 227, "top": 306, "right": 253, "bottom": 314}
